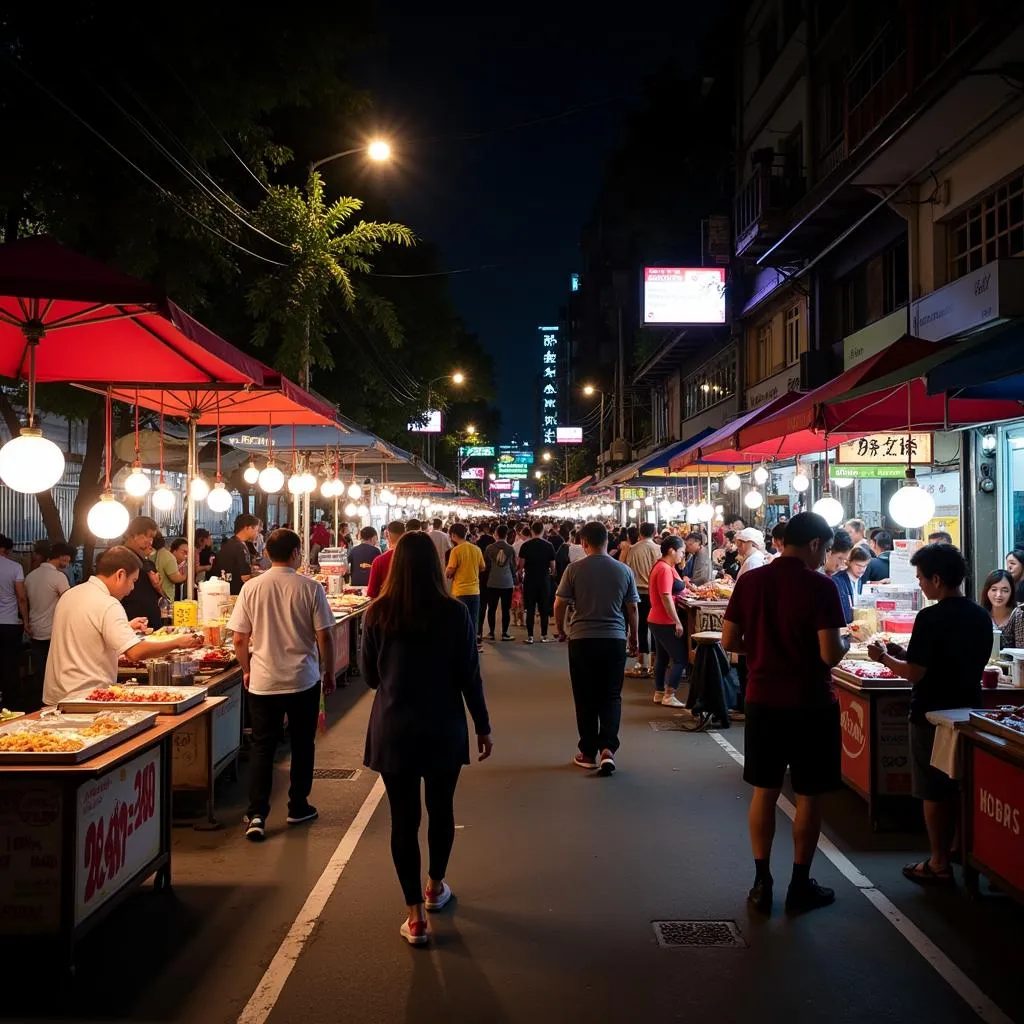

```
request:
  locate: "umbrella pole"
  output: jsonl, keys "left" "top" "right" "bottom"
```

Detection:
{"left": 303, "top": 490, "right": 311, "bottom": 566}
{"left": 186, "top": 412, "right": 197, "bottom": 600}
{"left": 293, "top": 491, "right": 301, "bottom": 546}
{"left": 333, "top": 493, "right": 339, "bottom": 545}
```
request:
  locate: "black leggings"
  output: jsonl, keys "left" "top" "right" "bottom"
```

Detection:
{"left": 523, "top": 579, "right": 549, "bottom": 637}
{"left": 486, "top": 587, "right": 513, "bottom": 635}
{"left": 381, "top": 769, "right": 462, "bottom": 905}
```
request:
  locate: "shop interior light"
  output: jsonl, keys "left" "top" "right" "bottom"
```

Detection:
{"left": 259, "top": 463, "right": 284, "bottom": 493}
{"left": 743, "top": 489, "right": 764, "bottom": 510}
{"left": 207, "top": 482, "right": 233, "bottom": 513}
{"left": 287, "top": 473, "right": 305, "bottom": 496}
{"left": 695, "top": 500, "right": 714, "bottom": 521}
{"left": 644, "top": 496, "right": 655, "bottom": 507}
{"left": 344, "top": 502, "right": 357, "bottom": 517}
{"left": 753, "top": 464, "right": 769, "bottom": 486}
{"left": 348, "top": 481, "right": 363, "bottom": 499}
{"left": 124, "top": 463, "right": 151, "bottom": 498}
{"left": 88, "top": 490, "right": 130, "bottom": 540}
{"left": 601, "top": 504, "right": 614, "bottom": 516}
{"left": 791, "top": 459, "right": 809, "bottom": 492}
{"left": 631, "top": 499, "right": 641, "bottom": 509}
{"left": 628, "top": 508, "right": 638, "bottom": 518}
{"left": 812, "top": 492, "right": 845, "bottom": 527}
{"left": 659, "top": 499, "right": 672, "bottom": 516}
{"left": 670, "top": 500, "right": 684, "bottom": 517}
{"left": 299, "top": 470, "right": 318, "bottom": 494}
{"left": 243, "top": 461, "right": 260, "bottom": 485}
{"left": 723, "top": 471, "right": 741, "bottom": 491}
{"left": 889, "top": 467, "right": 935, "bottom": 528}
{"left": 686, "top": 503, "right": 699, "bottom": 521}
{"left": 189, "top": 476, "right": 209, "bottom": 502}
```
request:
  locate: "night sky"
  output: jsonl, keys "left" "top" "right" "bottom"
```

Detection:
{"left": 367, "top": 8, "right": 707, "bottom": 442}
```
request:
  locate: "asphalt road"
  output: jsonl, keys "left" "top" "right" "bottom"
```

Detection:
{"left": 8, "top": 630, "right": 1023, "bottom": 1023}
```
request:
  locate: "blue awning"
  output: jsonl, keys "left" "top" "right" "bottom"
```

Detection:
{"left": 927, "top": 321, "right": 1024, "bottom": 397}
{"left": 595, "top": 429, "right": 714, "bottom": 488}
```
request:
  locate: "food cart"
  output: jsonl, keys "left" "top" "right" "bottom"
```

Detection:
{"left": 0, "top": 697, "right": 225, "bottom": 966}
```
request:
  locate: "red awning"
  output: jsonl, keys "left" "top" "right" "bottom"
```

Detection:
{"left": 670, "top": 392, "right": 804, "bottom": 469}
{"left": 559, "top": 475, "right": 593, "bottom": 500}
{"left": 731, "top": 336, "right": 941, "bottom": 459}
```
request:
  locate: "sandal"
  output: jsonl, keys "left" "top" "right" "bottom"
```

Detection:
{"left": 902, "top": 860, "right": 955, "bottom": 886}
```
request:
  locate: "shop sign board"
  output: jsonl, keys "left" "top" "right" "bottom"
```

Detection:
{"left": 836, "top": 433, "right": 932, "bottom": 465}
{"left": 489, "top": 479, "right": 512, "bottom": 492}
{"left": 408, "top": 410, "right": 442, "bottom": 433}
{"left": 642, "top": 267, "right": 726, "bottom": 325}
{"left": 911, "top": 258, "right": 1024, "bottom": 342}
{"left": 498, "top": 447, "right": 534, "bottom": 464}
{"left": 843, "top": 308, "right": 908, "bottom": 370}
{"left": 889, "top": 539, "right": 923, "bottom": 586}
{"left": 75, "top": 746, "right": 162, "bottom": 925}
{"left": 971, "top": 748, "right": 1024, "bottom": 893}
{"left": 874, "top": 694, "right": 912, "bottom": 796}
{"left": 0, "top": 779, "right": 63, "bottom": 933}
{"left": 838, "top": 687, "right": 871, "bottom": 795}
{"left": 496, "top": 463, "right": 529, "bottom": 479}
{"left": 924, "top": 515, "right": 960, "bottom": 547}
{"left": 556, "top": 427, "right": 583, "bottom": 444}
{"left": 460, "top": 467, "right": 485, "bottom": 480}
{"left": 831, "top": 465, "right": 907, "bottom": 479}
{"left": 744, "top": 366, "right": 801, "bottom": 410}
{"left": 618, "top": 487, "right": 647, "bottom": 501}
{"left": 459, "top": 445, "right": 496, "bottom": 458}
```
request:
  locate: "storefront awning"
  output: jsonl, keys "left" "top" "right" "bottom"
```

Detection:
{"left": 596, "top": 430, "right": 714, "bottom": 488}
{"left": 926, "top": 321, "right": 1024, "bottom": 399}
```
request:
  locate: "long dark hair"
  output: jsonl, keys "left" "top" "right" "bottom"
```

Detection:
{"left": 366, "top": 531, "right": 455, "bottom": 634}
{"left": 980, "top": 569, "right": 1016, "bottom": 613}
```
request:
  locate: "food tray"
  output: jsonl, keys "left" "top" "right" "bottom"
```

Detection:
{"left": 58, "top": 684, "right": 208, "bottom": 716}
{"left": 968, "top": 710, "right": 1024, "bottom": 748}
{"left": 0, "top": 710, "right": 157, "bottom": 764}
{"left": 832, "top": 667, "right": 906, "bottom": 688}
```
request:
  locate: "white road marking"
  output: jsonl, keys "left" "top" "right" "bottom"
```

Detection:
{"left": 708, "top": 731, "right": 1012, "bottom": 1024}
{"left": 237, "top": 776, "right": 387, "bottom": 1024}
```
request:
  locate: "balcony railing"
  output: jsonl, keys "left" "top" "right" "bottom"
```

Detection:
{"left": 734, "top": 160, "right": 807, "bottom": 255}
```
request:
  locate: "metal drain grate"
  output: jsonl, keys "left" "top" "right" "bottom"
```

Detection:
{"left": 652, "top": 920, "right": 746, "bottom": 948}
{"left": 312, "top": 768, "right": 361, "bottom": 780}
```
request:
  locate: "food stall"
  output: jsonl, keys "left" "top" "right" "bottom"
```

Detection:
{"left": 0, "top": 694, "right": 225, "bottom": 964}
{"left": 679, "top": 581, "right": 734, "bottom": 665}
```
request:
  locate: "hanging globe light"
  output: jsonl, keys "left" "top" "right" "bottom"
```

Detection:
{"left": 670, "top": 500, "right": 684, "bottom": 517}
{"left": 189, "top": 476, "right": 209, "bottom": 501}
{"left": 628, "top": 508, "right": 638, "bottom": 518}
{"left": 152, "top": 482, "right": 176, "bottom": 511}
{"left": 744, "top": 489, "right": 764, "bottom": 510}
{"left": 207, "top": 481, "right": 233, "bottom": 513}
{"left": 832, "top": 474, "right": 854, "bottom": 488}
{"left": 243, "top": 460, "right": 260, "bottom": 486}
{"left": 344, "top": 502, "right": 358, "bottom": 517}
{"left": 320, "top": 478, "right": 335, "bottom": 499}
{"left": 644, "top": 496, "right": 654, "bottom": 507}
{"left": 813, "top": 492, "right": 845, "bottom": 527}
{"left": 299, "top": 471, "right": 318, "bottom": 494}
{"left": 287, "top": 473, "right": 305, "bottom": 495}
{"left": 347, "top": 481, "right": 363, "bottom": 499}
{"left": 87, "top": 490, "right": 130, "bottom": 539}
{"left": 631, "top": 500, "right": 641, "bottom": 510}
{"left": 259, "top": 463, "right": 284, "bottom": 493}
{"left": 695, "top": 500, "right": 714, "bottom": 521}
{"left": 659, "top": 499, "right": 672, "bottom": 516}
{"left": 686, "top": 503, "right": 699, "bottom": 521}
{"left": 379, "top": 487, "right": 393, "bottom": 506}
{"left": 723, "top": 471, "right": 741, "bottom": 491}
{"left": 398, "top": 495, "right": 408, "bottom": 508}
{"left": 124, "top": 462, "right": 151, "bottom": 498}
{"left": 601, "top": 504, "right": 614, "bottom": 516}
{"left": 357, "top": 503, "right": 370, "bottom": 517}
{"left": 753, "top": 464, "right": 769, "bottom": 486}
{"left": 0, "top": 427, "right": 66, "bottom": 494}
{"left": 791, "top": 459, "right": 809, "bottom": 492}
{"left": 889, "top": 468, "right": 935, "bottom": 528}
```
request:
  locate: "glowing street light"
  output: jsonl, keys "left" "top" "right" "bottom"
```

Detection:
{"left": 465, "top": 424, "right": 476, "bottom": 435}
{"left": 367, "top": 139, "right": 392, "bottom": 162}
{"left": 542, "top": 451, "right": 552, "bottom": 462}
{"left": 451, "top": 371, "right": 465, "bottom": 385}
{"left": 583, "top": 384, "right": 596, "bottom": 396}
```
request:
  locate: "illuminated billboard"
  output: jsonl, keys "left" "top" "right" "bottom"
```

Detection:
{"left": 408, "top": 409, "right": 442, "bottom": 433}
{"left": 461, "top": 467, "right": 485, "bottom": 480}
{"left": 556, "top": 426, "right": 583, "bottom": 445}
{"left": 643, "top": 267, "right": 726, "bottom": 325}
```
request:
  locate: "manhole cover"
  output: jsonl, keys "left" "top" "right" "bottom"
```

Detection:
{"left": 652, "top": 920, "right": 746, "bottom": 948}
{"left": 312, "top": 768, "right": 361, "bottom": 780}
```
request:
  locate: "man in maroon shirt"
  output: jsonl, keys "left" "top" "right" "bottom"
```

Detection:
{"left": 366, "top": 521, "right": 406, "bottom": 599}
{"left": 721, "top": 513, "right": 849, "bottom": 915}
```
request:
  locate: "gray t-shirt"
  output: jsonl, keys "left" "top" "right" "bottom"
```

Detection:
{"left": 484, "top": 541, "right": 516, "bottom": 590}
{"left": 557, "top": 553, "right": 639, "bottom": 641}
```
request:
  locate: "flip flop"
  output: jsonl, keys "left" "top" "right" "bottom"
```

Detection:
{"left": 902, "top": 860, "right": 955, "bottom": 886}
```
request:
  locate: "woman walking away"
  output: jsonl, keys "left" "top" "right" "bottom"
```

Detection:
{"left": 361, "top": 532, "right": 493, "bottom": 946}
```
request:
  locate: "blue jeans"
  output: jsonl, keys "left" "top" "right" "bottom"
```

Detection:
{"left": 649, "top": 622, "right": 687, "bottom": 694}
{"left": 459, "top": 594, "right": 481, "bottom": 637}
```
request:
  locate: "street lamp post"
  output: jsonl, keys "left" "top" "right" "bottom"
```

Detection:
{"left": 583, "top": 385, "right": 607, "bottom": 471}
{"left": 423, "top": 371, "right": 465, "bottom": 467}
{"left": 308, "top": 139, "right": 393, "bottom": 176}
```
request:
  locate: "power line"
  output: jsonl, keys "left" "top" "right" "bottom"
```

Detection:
{"left": 369, "top": 262, "right": 506, "bottom": 279}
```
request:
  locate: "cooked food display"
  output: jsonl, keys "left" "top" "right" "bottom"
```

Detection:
{"left": 0, "top": 729, "right": 85, "bottom": 753}
{"left": 838, "top": 660, "right": 898, "bottom": 680}
{"left": 86, "top": 686, "right": 188, "bottom": 703}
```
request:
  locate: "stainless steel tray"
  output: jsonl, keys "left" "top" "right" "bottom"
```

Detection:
{"left": 58, "top": 684, "right": 208, "bottom": 716}
{"left": 968, "top": 710, "right": 1024, "bottom": 748}
{"left": 0, "top": 711, "right": 158, "bottom": 764}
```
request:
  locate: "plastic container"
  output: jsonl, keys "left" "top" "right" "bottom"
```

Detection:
{"left": 198, "top": 577, "right": 230, "bottom": 623}
{"left": 881, "top": 612, "right": 916, "bottom": 634}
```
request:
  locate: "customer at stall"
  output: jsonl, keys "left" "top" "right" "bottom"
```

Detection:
{"left": 1004, "top": 548, "right": 1024, "bottom": 605}
{"left": 865, "top": 530, "right": 893, "bottom": 583}
{"left": 867, "top": 543, "right": 992, "bottom": 886}
{"left": 980, "top": 569, "right": 1016, "bottom": 633}
{"left": 735, "top": 528, "right": 767, "bottom": 577}
{"left": 625, "top": 521, "right": 660, "bottom": 678}
{"left": 43, "top": 546, "right": 202, "bottom": 706}
{"left": 928, "top": 530, "right": 953, "bottom": 545}
{"left": 845, "top": 545, "right": 872, "bottom": 598}
{"left": 823, "top": 529, "right": 855, "bottom": 624}
{"left": 229, "top": 528, "right": 335, "bottom": 842}
{"left": 361, "top": 531, "right": 492, "bottom": 946}
{"left": 120, "top": 517, "right": 163, "bottom": 629}
{"left": 721, "top": 512, "right": 849, "bottom": 914}
{"left": 0, "top": 535, "right": 28, "bottom": 711}
{"left": 23, "top": 541, "right": 74, "bottom": 711}
{"left": 683, "top": 532, "right": 711, "bottom": 586}
{"left": 212, "top": 514, "right": 261, "bottom": 596}
{"left": 367, "top": 520, "right": 406, "bottom": 598}
{"left": 154, "top": 536, "right": 188, "bottom": 602}
{"left": 646, "top": 535, "right": 689, "bottom": 708}
{"left": 483, "top": 525, "right": 517, "bottom": 641}
{"left": 554, "top": 521, "right": 639, "bottom": 776}
{"left": 844, "top": 518, "right": 869, "bottom": 551}
{"left": 769, "top": 523, "right": 787, "bottom": 559}
{"left": 348, "top": 527, "right": 381, "bottom": 589}
{"left": 195, "top": 528, "right": 214, "bottom": 585}
{"left": 446, "top": 523, "right": 486, "bottom": 647}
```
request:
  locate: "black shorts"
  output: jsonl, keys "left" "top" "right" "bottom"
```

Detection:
{"left": 743, "top": 702, "right": 841, "bottom": 796}
{"left": 910, "top": 721, "right": 959, "bottom": 802}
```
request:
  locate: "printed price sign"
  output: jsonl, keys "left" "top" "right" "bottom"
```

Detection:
{"left": 75, "top": 746, "right": 161, "bottom": 925}
{"left": 172, "top": 600, "right": 198, "bottom": 627}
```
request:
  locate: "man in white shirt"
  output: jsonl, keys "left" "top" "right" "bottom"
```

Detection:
{"left": 43, "top": 546, "right": 202, "bottom": 707}
{"left": 228, "top": 528, "right": 336, "bottom": 842}
{"left": 24, "top": 541, "right": 74, "bottom": 710}
{"left": 625, "top": 522, "right": 660, "bottom": 677}
{"left": 428, "top": 517, "right": 452, "bottom": 565}
{"left": 736, "top": 528, "right": 768, "bottom": 577}
{"left": 0, "top": 534, "right": 28, "bottom": 711}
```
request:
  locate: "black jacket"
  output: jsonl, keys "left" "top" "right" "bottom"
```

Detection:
{"left": 361, "top": 599, "right": 491, "bottom": 774}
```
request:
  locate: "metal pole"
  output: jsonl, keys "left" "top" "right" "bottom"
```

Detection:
{"left": 333, "top": 492, "right": 339, "bottom": 544}
{"left": 302, "top": 490, "right": 311, "bottom": 566}
{"left": 599, "top": 391, "right": 605, "bottom": 471}
{"left": 617, "top": 306, "right": 625, "bottom": 439}
{"left": 186, "top": 412, "right": 197, "bottom": 600}
{"left": 292, "top": 491, "right": 300, "bottom": 536}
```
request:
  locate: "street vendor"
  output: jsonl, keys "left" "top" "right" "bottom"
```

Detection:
{"left": 42, "top": 546, "right": 203, "bottom": 706}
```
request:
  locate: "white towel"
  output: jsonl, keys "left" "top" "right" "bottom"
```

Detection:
{"left": 926, "top": 709, "right": 971, "bottom": 779}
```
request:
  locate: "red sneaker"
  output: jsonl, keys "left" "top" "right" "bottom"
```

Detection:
{"left": 573, "top": 752, "right": 598, "bottom": 770}
{"left": 400, "top": 917, "right": 429, "bottom": 945}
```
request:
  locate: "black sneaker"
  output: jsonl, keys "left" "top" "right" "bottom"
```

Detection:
{"left": 525, "top": 637, "right": 534, "bottom": 644}
{"left": 286, "top": 804, "right": 319, "bottom": 826}
{"left": 747, "top": 879, "right": 773, "bottom": 913}
{"left": 487, "top": 632, "right": 496, "bottom": 641}
{"left": 785, "top": 879, "right": 835, "bottom": 913}
{"left": 501, "top": 634, "right": 514, "bottom": 641}
{"left": 245, "top": 815, "right": 266, "bottom": 841}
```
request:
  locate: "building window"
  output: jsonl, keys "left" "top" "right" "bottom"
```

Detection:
{"left": 756, "top": 322, "right": 773, "bottom": 382}
{"left": 784, "top": 305, "right": 802, "bottom": 366}
{"left": 948, "top": 172, "right": 1024, "bottom": 280}
{"left": 684, "top": 348, "right": 736, "bottom": 420}
{"left": 841, "top": 236, "right": 908, "bottom": 334}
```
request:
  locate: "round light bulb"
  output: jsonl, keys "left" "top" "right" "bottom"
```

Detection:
{"left": 753, "top": 465, "right": 769, "bottom": 486}
{"left": 152, "top": 483, "right": 176, "bottom": 511}
{"left": 358, "top": 504, "right": 369, "bottom": 517}
{"left": 602, "top": 504, "right": 614, "bottom": 516}
{"left": 124, "top": 464, "right": 151, "bottom": 497}
{"left": 631, "top": 500, "right": 641, "bottom": 509}
{"left": 659, "top": 499, "right": 672, "bottom": 516}
{"left": 243, "top": 462, "right": 260, "bottom": 485}
{"left": 287, "top": 473, "right": 305, "bottom": 495}
{"left": 724, "top": 472, "right": 741, "bottom": 491}
{"left": 259, "top": 464, "right": 284, "bottom": 493}
{"left": 812, "top": 494, "right": 845, "bottom": 527}
{"left": 744, "top": 490, "right": 764, "bottom": 510}
{"left": 832, "top": 475, "right": 853, "bottom": 488}
{"left": 644, "top": 496, "right": 654, "bottom": 507}
{"left": 300, "top": 471, "right": 318, "bottom": 494}
{"left": 344, "top": 502, "right": 357, "bottom": 517}
{"left": 330, "top": 477, "right": 344, "bottom": 497}
{"left": 398, "top": 496, "right": 408, "bottom": 507}
{"left": 889, "top": 480, "right": 935, "bottom": 529}
{"left": 686, "top": 504, "right": 699, "bottom": 521}
{"left": 628, "top": 508, "right": 637, "bottom": 518}
{"left": 367, "top": 139, "right": 392, "bottom": 162}
{"left": 189, "top": 476, "right": 209, "bottom": 501}
{"left": 207, "top": 482, "right": 233, "bottom": 513}
{"left": 87, "top": 491, "right": 130, "bottom": 539}
{"left": 320, "top": 478, "right": 335, "bottom": 498}
{"left": 792, "top": 471, "right": 810, "bottom": 493}
{"left": 0, "top": 428, "right": 66, "bottom": 493}
{"left": 696, "top": 501, "right": 714, "bottom": 521}
{"left": 347, "top": 482, "right": 363, "bottom": 499}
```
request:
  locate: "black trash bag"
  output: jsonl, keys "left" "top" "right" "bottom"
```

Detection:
{"left": 685, "top": 642, "right": 739, "bottom": 730}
